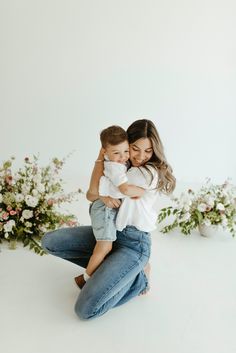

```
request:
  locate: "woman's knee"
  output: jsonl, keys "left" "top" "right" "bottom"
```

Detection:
{"left": 74, "top": 298, "right": 94, "bottom": 321}
{"left": 41, "top": 230, "right": 57, "bottom": 252}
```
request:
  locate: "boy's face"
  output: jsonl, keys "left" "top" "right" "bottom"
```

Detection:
{"left": 104, "top": 141, "right": 129, "bottom": 164}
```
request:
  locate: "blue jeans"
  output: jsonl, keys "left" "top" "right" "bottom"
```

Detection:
{"left": 90, "top": 199, "right": 117, "bottom": 241}
{"left": 41, "top": 225, "right": 151, "bottom": 320}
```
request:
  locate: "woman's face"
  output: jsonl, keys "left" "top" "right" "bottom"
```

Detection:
{"left": 129, "top": 138, "right": 153, "bottom": 167}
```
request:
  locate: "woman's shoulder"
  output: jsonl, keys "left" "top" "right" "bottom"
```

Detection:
{"left": 128, "top": 164, "right": 157, "bottom": 176}
{"left": 127, "top": 164, "right": 158, "bottom": 188}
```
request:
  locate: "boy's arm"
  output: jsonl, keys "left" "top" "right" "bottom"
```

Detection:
{"left": 118, "top": 183, "right": 145, "bottom": 197}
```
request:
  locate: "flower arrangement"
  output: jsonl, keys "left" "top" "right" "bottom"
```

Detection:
{"left": 0, "top": 155, "right": 82, "bottom": 255}
{"left": 157, "top": 179, "right": 236, "bottom": 237}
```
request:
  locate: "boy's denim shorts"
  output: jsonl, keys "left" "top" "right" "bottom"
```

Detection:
{"left": 89, "top": 199, "right": 117, "bottom": 241}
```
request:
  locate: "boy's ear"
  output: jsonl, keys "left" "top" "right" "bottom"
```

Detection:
{"left": 101, "top": 147, "right": 106, "bottom": 155}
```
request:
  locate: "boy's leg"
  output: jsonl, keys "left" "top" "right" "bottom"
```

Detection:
{"left": 74, "top": 240, "right": 113, "bottom": 289}
{"left": 86, "top": 241, "right": 113, "bottom": 275}
{"left": 90, "top": 200, "right": 117, "bottom": 243}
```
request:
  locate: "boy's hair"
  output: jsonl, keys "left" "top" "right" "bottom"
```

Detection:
{"left": 100, "top": 125, "right": 128, "bottom": 148}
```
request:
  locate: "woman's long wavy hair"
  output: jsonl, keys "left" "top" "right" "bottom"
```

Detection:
{"left": 127, "top": 119, "right": 176, "bottom": 194}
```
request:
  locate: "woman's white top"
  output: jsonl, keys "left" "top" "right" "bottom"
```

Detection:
{"left": 100, "top": 164, "right": 159, "bottom": 232}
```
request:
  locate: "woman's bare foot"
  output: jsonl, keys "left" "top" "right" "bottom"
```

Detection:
{"left": 139, "top": 262, "right": 151, "bottom": 296}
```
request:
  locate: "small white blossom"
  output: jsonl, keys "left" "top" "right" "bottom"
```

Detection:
{"left": 15, "top": 193, "right": 24, "bottom": 203}
{"left": 33, "top": 174, "right": 41, "bottom": 184}
{"left": 22, "top": 209, "right": 33, "bottom": 219}
{"left": 197, "top": 203, "right": 207, "bottom": 212}
{"left": 32, "top": 189, "right": 39, "bottom": 196}
{"left": 203, "top": 218, "right": 211, "bottom": 226}
{"left": 3, "top": 219, "right": 16, "bottom": 233}
{"left": 221, "top": 217, "right": 228, "bottom": 227}
{"left": 181, "top": 212, "right": 191, "bottom": 221}
{"left": 216, "top": 203, "right": 225, "bottom": 211}
{"left": 25, "top": 195, "right": 38, "bottom": 208}
{"left": 37, "top": 183, "right": 45, "bottom": 193}
{"left": 39, "top": 225, "right": 49, "bottom": 232}
{"left": 25, "top": 221, "right": 32, "bottom": 227}
{"left": 204, "top": 195, "right": 215, "bottom": 207}
{"left": 21, "top": 184, "right": 31, "bottom": 195}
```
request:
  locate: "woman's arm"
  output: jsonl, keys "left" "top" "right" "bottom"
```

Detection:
{"left": 86, "top": 149, "right": 121, "bottom": 208}
{"left": 86, "top": 149, "right": 105, "bottom": 201}
{"left": 118, "top": 183, "right": 145, "bottom": 197}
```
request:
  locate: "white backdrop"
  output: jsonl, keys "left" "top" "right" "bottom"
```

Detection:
{"left": 1, "top": 0, "right": 236, "bottom": 196}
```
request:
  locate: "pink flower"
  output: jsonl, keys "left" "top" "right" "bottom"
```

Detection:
{"left": 10, "top": 210, "right": 17, "bottom": 216}
{"left": 47, "top": 199, "right": 54, "bottom": 206}
{"left": 2, "top": 212, "right": 9, "bottom": 220}
{"left": 5, "top": 175, "right": 13, "bottom": 185}
{"left": 7, "top": 206, "right": 12, "bottom": 211}
{"left": 66, "top": 220, "right": 77, "bottom": 227}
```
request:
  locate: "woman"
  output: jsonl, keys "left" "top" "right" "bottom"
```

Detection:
{"left": 41, "top": 119, "right": 176, "bottom": 320}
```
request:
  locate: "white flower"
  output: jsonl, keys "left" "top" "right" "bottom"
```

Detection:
{"left": 197, "top": 203, "right": 207, "bottom": 212}
{"left": 15, "top": 193, "right": 24, "bottom": 203}
{"left": 181, "top": 212, "right": 191, "bottom": 221}
{"left": 203, "top": 218, "right": 211, "bottom": 226}
{"left": 32, "top": 189, "right": 39, "bottom": 196}
{"left": 216, "top": 203, "right": 225, "bottom": 211}
{"left": 25, "top": 221, "right": 32, "bottom": 227}
{"left": 22, "top": 209, "right": 33, "bottom": 219}
{"left": 204, "top": 195, "right": 215, "bottom": 208}
{"left": 3, "top": 219, "right": 16, "bottom": 233}
{"left": 39, "top": 225, "right": 49, "bottom": 232}
{"left": 37, "top": 183, "right": 45, "bottom": 193}
{"left": 25, "top": 195, "right": 38, "bottom": 208}
{"left": 221, "top": 217, "right": 228, "bottom": 227}
{"left": 33, "top": 174, "right": 41, "bottom": 184}
{"left": 223, "top": 196, "right": 230, "bottom": 206}
{"left": 21, "top": 184, "right": 31, "bottom": 195}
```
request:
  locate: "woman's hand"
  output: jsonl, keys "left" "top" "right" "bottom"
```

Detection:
{"left": 100, "top": 196, "right": 121, "bottom": 208}
{"left": 96, "top": 147, "right": 105, "bottom": 161}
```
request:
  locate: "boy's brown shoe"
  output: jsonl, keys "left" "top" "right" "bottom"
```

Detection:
{"left": 74, "top": 274, "right": 86, "bottom": 289}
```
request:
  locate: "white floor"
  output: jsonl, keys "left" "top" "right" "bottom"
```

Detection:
{"left": 1, "top": 229, "right": 236, "bottom": 353}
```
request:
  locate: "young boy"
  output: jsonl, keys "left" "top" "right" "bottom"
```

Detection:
{"left": 74, "top": 125, "right": 145, "bottom": 289}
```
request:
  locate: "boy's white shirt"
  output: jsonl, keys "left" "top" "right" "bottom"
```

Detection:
{"left": 99, "top": 161, "right": 128, "bottom": 198}
{"left": 99, "top": 163, "right": 159, "bottom": 232}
